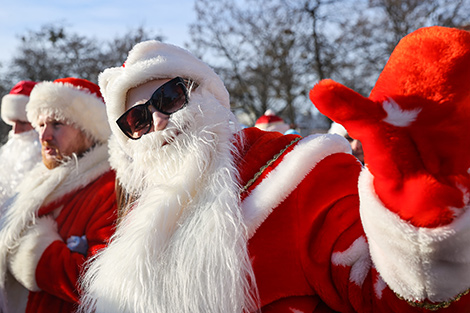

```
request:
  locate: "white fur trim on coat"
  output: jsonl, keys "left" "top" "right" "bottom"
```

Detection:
{"left": 359, "top": 167, "right": 470, "bottom": 303}
{"left": 242, "top": 133, "right": 352, "bottom": 238}
{"left": 98, "top": 40, "right": 230, "bottom": 144}
{"left": 26, "top": 81, "right": 111, "bottom": 144}
{"left": 8, "top": 216, "right": 62, "bottom": 291}
{"left": 1, "top": 94, "right": 29, "bottom": 125}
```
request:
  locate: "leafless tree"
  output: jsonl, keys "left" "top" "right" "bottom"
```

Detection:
{"left": 7, "top": 24, "right": 161, "bottom": 84}
{"left": 190, "top": 0, "right": 312, "bottom": 126}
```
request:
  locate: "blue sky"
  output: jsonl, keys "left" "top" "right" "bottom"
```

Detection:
{"left": 0, "top": 0, "right": 196, "bottom": 64}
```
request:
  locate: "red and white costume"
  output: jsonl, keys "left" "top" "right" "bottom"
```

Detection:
{"left": 0, "top": 79, "right": 118, "bottom": 313}
{"left": 80, "top": 26, "right": 470, "bottom": 312}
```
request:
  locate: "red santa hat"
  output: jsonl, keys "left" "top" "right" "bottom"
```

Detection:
{"left": 254, "top": 109, "right": 290, "bottom": 133}
{"left": 1, "top": 80, "right": 37, "bottom": 125}
{"left": 98, "top": 40, "right": 230, "bottom": 143}
{"left": 26, "top": 77, "right": 111, "bottom": 144}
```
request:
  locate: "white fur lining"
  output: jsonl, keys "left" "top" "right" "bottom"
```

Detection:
{"left": 242, "top": 133, "right": 352, "bottom": 238}
{"left": 1, "top": 94, "right": 29, "bottom": 125}
{"left": 382, "top": 97, "right": 421, "bottom": 127}
{"left": 359, "top": 167, "right": 470, "bottom": 303}
{"left": 8, "top": 216, "right": 62, "bottom": 291}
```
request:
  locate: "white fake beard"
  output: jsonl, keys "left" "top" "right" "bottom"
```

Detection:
{"left": 0, "top": 130, "right": 41, "bottom": 206}
{"left": 80, "top": 94, "right": 259, "bottom": 313}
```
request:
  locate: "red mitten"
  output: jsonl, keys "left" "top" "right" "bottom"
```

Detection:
{"left": 310, "top": 26, "right": 470, "bottom": 227}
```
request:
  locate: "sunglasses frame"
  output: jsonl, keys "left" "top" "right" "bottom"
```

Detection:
{"left": 116, "top": 77, "right": 189, "bottom": 140}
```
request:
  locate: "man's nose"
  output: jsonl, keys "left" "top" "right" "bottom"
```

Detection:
{"left": 150, "top": 110, "right": 170, "bottom": 132}
{"left": 40, "top": 124, "right": 53, "bottom": 141}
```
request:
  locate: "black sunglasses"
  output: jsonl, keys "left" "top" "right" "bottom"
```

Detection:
{"left": 116, "top": 77, "right": 189, "bottom": 140}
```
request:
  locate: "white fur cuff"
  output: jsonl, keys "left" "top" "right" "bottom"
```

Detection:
{"left": 8, "top": 216, "right": 62, "bottom": 291}
{"left": 359, "top": 167, "right": 470, "bottom": 303}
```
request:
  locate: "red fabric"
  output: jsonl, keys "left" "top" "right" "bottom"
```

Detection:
{"left": 53, "top": 78, "right": 104, "bottom": 101}
{"left": 25, "top": 170, "right": 117, "bottom": 313}
{"left": 9, "top": 81, "right": 37, "bottom": 96}
{"left": 240, "top": 128, "right": 470, "bottom": 312}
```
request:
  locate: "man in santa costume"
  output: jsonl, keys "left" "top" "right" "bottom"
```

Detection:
{"left": 80, "top": 26, "right": 470, "bottom": 312}
{"left": 0, "top": 78, "right": 118, "bottom": 313}
{"left": 0, "top": 80, "right": 41, "bottom": 208}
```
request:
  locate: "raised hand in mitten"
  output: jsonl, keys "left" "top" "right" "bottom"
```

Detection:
{"left": 310, "top": 26, "right": 470, "bottom": 227}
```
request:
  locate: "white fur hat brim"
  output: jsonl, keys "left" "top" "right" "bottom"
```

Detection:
{"left": 98, "top": 40, "right": 230, "bottom": 143}
{"left": 1, "top": 94, "right": 29, "bottom": 125}
{"left": 26, "top": 81, "right": 111, "bottom": 143}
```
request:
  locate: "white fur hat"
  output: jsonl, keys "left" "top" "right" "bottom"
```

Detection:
{"left": 1, "top": 80, "right": 37, "bottom": 125}
{"left": 98, "top": 40, "right": 230, "bottom": 142}
{"left": 26, "top": 77, "right": 111, "bottom": 144}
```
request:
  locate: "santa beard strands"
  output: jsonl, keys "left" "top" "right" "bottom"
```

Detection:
{"left": 79, "top": 94, "right": 259, "bottom": 313}
{"left": 0, "top": 130, "right": 41, "bottom": 208}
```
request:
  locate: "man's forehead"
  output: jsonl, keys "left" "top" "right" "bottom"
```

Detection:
{"left": 37, "top": 113, "right": 64, "bottom": 123}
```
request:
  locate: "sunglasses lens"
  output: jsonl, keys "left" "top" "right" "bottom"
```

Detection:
{"left": 116, "top": 105, "right": 151, "bottom": 139}
{"left": 151, "top": 78, "right": 188, "bottom": 114}
{"left": 116, "top": 77, "right": 189, "bottom": 140}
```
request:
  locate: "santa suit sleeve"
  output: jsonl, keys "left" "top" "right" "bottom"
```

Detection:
{"left": 34, "top": 172, "right": 117, "bottom": 302}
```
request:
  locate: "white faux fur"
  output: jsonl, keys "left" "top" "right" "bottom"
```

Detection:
{"left": 8, "top": 216, "right": 62, "bottom": 291}
{"left": 26, "top": 81, "right": 111, "bottom": 144}
{"left": 242, "top": 133, "right": 352, "bottom": 238}
{"left": 99, "top": 40, "right": 230, "bottom": 145}
{"left": 382, "top": 97, "right": 421, "bottom": 127}
{"left": 1, "top": 94, "right": 29, "bottom": 125}
{"left": 359, "top": 167, "right": 470, "bottom": 302}
{"left": 0, "top": 130, "right": 41, "bottom": 209}
{"left": 0, "top": 143, "right": 110, "bottom": 313}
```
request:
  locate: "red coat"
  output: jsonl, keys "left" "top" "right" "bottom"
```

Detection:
{"left": 239, "top": 127, "right": 470, "bottom": 312}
